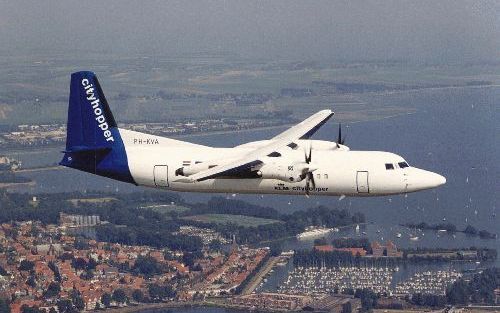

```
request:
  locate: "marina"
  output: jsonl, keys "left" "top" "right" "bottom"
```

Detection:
{"left": 278, "top": 266, "right": 396, "bottom": 295}
{"left": 395, "top": 270, "right": 462, "bottom": 296}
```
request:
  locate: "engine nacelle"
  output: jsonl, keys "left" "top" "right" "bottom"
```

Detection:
{"left": 176, "top": 162, "right": 216, "bottom": 176}
{"left": 297, "top": 140, "right": 349, "bottom": 151}
{"left": 256, "top": 163, "right": 307, "bottom": 183}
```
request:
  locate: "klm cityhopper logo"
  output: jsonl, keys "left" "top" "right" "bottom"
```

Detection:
{"left": 82, "top": 79, "right": 114, "bottom": 142}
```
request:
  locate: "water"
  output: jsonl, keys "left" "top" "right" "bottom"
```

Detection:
{"left": 5, "top": 86, "right": 497, "bottom": 312}
{"left": 7, "top": 86, "right": 498, "bottom": 235}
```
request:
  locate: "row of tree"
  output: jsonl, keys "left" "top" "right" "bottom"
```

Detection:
{"left": 404, "top": 222, "right": 497, "bottom": 239}
{"left": 446, "top": 267, "right": 500, "bottom": 305}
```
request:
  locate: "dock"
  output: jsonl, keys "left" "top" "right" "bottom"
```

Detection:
{"left": 240, "top": 256, "right": 279, "bottom": 295}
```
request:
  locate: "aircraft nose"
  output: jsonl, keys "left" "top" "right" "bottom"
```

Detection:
{"left": 407, "top": 168, "right": 446, "bottom": 190}
{"left": 434, "top": 173, "right": 446, "bottom": 186}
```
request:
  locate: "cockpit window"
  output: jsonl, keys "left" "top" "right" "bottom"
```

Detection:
{"left": 385, "top": 163, "right": 394, "bottom": 170}
{"left": 267, "top": 151, "right": 281, "bottom": 157}
{"left": 398, "top": 162, "right": 409, "bottom": 168}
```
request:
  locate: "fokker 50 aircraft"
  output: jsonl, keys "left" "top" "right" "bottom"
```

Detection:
{"left": 60, "top": 72, "right": 446, "bottom": 197}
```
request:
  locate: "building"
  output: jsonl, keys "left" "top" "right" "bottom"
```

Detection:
{"left": 371, "top": 241, "right": 384, "bottom": 257}
{"left": 385, "top": 240, "right": 403, "bottom": 257}
{"left": 231, "top": 293, "right": 312, "bottom": 311}
{"left": 494, "top": 288, "right": 500, "bottom": 304}
{"left": 314, "top": 245, "right": 367, "bottom": 256}
{"left": 371, "top": 240, "right": 402, "bottom": 257}
{"left": 307, "top": 294, "right": 361, "bottom": 313}
{"left": 59, "top": 212, "right": 101, "bottom": 227}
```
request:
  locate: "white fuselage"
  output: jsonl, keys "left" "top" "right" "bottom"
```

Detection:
{"left": 120, "top": 129, "right": 446, "bottom": 196}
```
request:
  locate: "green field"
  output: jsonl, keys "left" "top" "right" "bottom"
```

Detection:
{"left": 182, "top": 213, "right": 281, "bottom": 227}
{"left": 1, "top": 54, "right": 498, "bottom": 126}
{"left": 141, "top": 204, "right": 190, "bottom": 216}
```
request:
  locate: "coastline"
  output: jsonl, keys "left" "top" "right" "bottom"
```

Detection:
{"left": 101, "top": 301, "right": 205, "bottom": 313}
{"left": 0, "top": 180, "right": 35, "bottom": 189}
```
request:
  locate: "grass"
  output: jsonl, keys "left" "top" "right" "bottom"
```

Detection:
{"left": 141, "top": 204, "right": 191, "bottom": 215}
{"left": 68, "top": 197, "right": 117, "bottom": 206}
{"left": 182, "top": 213, "right": 281, "bottom": 227}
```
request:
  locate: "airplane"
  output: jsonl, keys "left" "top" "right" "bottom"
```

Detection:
{"left": 60, "top": 71, "right": 446, "bottom": 197}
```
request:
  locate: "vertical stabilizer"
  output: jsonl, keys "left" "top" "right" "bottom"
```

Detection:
{"left": 60, "top": 71, "right": 135, "bottom": 184}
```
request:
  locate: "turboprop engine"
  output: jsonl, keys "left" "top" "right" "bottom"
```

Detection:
{"left": 256, "top": 162, "right": 313, "bottom": 183}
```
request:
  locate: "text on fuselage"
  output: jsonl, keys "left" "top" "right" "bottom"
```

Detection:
{"left": 134, "top": 138, "right": 160, "bottom": 145}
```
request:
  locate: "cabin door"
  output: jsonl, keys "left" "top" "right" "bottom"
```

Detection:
{"left": 154, "top": 165, "right": 169, "bottom": 187}
{"left": 356, "top": 171, "right": 369, "bottom": 193}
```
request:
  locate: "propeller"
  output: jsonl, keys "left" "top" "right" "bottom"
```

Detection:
{"left": 336, "top": 124, "right": 346, "bottom": 148}
{"left": 301, "top": 144, "right": 316, "bottom": 197}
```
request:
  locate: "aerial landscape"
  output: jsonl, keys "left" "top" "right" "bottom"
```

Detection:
{"left": 0, "top": 1, "right": 498, "bottom": 313}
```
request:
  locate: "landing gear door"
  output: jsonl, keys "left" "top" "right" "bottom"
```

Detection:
{"left": 356, "top": 171, "right": 369, "bottom": 193}
{"left": 154, "top": 165, "right": 169, "bottom": 187}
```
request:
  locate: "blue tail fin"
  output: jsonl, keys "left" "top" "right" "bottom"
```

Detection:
{"left": 60, "top": 71, "right": 135, "bottom": 184}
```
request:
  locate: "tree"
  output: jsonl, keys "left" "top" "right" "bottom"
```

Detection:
{"left": 0, "top": 299, "right": 9, "bottom": 313}
{"left": 26, "top": 275, "right": 37, "bottom": 288}
{"left": 112, "top": 289, "right": 127, "bottom": 304}
{"left": 355, "top": 288, "right": 378, "bottom": 311}
{"left": 132, "top": 255, "right": 163, "bottom": 277}
{"left": 208, "top": 239, "right": 222, "bottom": 252}
{"left": 70, "top": 290, "right": 85, "bottom": 311}
{"left": 446, "top": 279, "right": 469, "bottom": 305}
{"left": 43, "top": 282, "right": 61, "bottom": 298}
{"left": 0, "top": 265, "right": 8, "bottom": 276}
{"left": 132, "top": 289, "right": 145, "bottom": 303}
{"left": 341, "top": 301, "right": 352, "bottom": 313}
{"left": 148, "top": 283, "right": 176, "bottom": 301}
{"left": 73, "top": 237, "right": 89, "bottom": 250}
{"left": 71, "top": 258, "right": 87, "bottom": 271}
{"left": 269, "top": 241, "right": 282, "bottom": 257}
{"left": 56, "top": 299, "right": 73, "bottom": 313}
{"left": 19, "top": 260, "right": 34, "bottom": 271}
{"left": 101, "top": 293, "right": 111, "bottom": 307}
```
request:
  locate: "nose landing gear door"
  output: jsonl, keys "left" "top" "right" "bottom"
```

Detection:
{"left": 356, "top": 171, "right": 369, "bottom": 193}
{"left": 154, "top": 165, "right": 169, "bottom": 187}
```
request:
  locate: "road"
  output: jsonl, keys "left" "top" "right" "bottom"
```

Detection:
{"left": 240, "top": 256, "right": 279, "bottom": 296}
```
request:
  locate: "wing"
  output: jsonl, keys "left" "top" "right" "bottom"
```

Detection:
{"left": 271, "top": 109, "right": 334, "bottom": 140}
{"left": 183, "top": 110, "right": 334, "bottom": 182}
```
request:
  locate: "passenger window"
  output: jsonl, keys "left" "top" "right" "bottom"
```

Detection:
{"left": 324, "top": 174, "right": 328, "bottom": 179}
{"left": 316, "top": 174, "right": 321, "bottom": 179}
{"left": 398, "top": 162, "right": 409, "bottom": 168}
{"left": 385, "top": 163, "right": 394, "bottom": 170}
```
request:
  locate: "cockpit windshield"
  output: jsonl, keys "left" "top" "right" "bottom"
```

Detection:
{"left": 398, "top": 161, "right": 409, "bottom": 168}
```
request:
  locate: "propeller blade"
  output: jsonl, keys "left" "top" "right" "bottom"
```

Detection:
{"left": 305, "top": 179, "right": 310, "bottom": 197}
{"left": 336, "top": 123, "right": 348, "bottom": 146}
{"left": 310, "top": 172, "right": 316, "bottom": 189}
{"left": 304, "top": 144, "right": 312, "bottom": 164}
{"left": 337, "top": 124, "right": 342, "bottom": 145}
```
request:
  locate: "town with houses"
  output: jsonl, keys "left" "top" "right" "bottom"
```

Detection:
{"left": 0, "top": 214, "right": 271, "bottom": 313}
{"left": 0, "top": 209, "right": 497, "bottom": 313}
{"left": 0, "top": 117, "right": 291, "bottom": 149}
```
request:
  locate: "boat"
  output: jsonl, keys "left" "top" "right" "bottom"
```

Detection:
{"left": 396, "top": 233, "right": 402, "bottom": 238}
{"left": 409, "top": 235, "right": 419, "bottom": 241}
{"left": 296, "top": 226, "right": 333, "bottom": 239}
